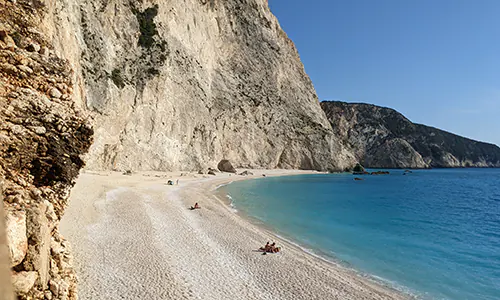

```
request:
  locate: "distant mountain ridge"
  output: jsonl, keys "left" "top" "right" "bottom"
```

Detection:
{"left": 321, "top": 101, "right": 500, "bottom": 168}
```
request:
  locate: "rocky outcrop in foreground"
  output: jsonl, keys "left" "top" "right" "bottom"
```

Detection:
{"left": 0, "top": 0, "right": 93, "bottom": 298}
{"left": 321, "top": 101, "right": 500, "bottom": 168}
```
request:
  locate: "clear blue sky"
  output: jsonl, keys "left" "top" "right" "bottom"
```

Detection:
{"left": 269, "top": 0, "right": 500, "bottom": 146}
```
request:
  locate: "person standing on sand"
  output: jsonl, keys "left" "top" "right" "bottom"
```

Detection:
{"left": 176, "top": 179, "right": 179, "bottom": 185}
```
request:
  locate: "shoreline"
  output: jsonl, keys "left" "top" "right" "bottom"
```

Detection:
{"left": 61, "top": 169, "right": 409, "bottom": 299}
{"left": 209, "top": 173, "right": 415, "bottom": 299}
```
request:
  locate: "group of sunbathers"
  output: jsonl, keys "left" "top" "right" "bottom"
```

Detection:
{"left": 260, "top": 241, "right": 281, "bottom": 253}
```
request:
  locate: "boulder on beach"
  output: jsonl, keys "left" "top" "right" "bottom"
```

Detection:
{"left": 208, "top": 170, "right": 216, "bottom": 176}
{"left": 239, "top": 170, "right": 253, "bottom": 176}
{"left": 217, "top": 160, "right": 236, "bottom": 173}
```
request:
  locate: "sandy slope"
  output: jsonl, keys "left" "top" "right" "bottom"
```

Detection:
{"left": 60, "top": 170, "right": 407, "bottom": 300}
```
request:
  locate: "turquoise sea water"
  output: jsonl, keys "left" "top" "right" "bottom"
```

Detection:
{"left": 220, "top": 169, "right": 500, "bottom": 300}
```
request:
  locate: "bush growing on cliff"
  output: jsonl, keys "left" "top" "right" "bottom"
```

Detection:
{"left": 133, "top": 5, "right": 159, "bottom": 49}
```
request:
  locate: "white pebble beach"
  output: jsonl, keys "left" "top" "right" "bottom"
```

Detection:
{"left": 60, "top": 170, "right": 408, "bottom": 300}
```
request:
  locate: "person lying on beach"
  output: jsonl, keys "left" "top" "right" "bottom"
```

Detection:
{"left": 269, "top": 242, "right": 281, "bottom": 253}
{"left": 259, "top": 242, "right": 281, "bottom": 253}
{"left": 190, "top": 203, "right": 201, "bottom": 210}
{"left": 260, "top": 242, "right": 270, "bottom": 251}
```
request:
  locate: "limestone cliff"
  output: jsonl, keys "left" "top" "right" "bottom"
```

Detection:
{"left": 46, "top": 0, "right": 354, "bottom": 172}
{"left": 1, "top": 0, "right": 93, "bottom": 298}
{"left": 321, "top": 101, "right": 500, "bottom": 168}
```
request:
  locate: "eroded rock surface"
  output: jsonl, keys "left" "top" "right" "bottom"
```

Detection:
{"left": 0, "top": 0, "right": 93, "bottom": 298}
{"left": 321, "top": 101, "right": 500, "bottom": 168}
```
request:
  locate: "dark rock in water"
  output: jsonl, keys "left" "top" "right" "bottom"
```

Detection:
{"left": 354, "top": 177, "right": 363, "bottom": 181}
{"left": 352, "top": 163, "right": 365, "bottom": 173}
{"left": 352, "top": 163, "right": 367, "bottom": 175}
{"left": 208, "top": 171, "right": 216, "bottom": 176}
{"left": 239, "top": 170, "right": 253, "bottom": 176}
{"left": 217, "top": 160, "right": 236, "bottom": 173}
{"left": 321, "top": 101, "right": 500, "bottom": 168}
{"left": 371, "top": 171, "right": 390, "bottom": 175}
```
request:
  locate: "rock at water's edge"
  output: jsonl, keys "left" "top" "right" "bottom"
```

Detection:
{"left": 352, "top": 163, "right": 365, "bottom": 174}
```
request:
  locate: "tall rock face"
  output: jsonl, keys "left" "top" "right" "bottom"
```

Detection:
{"left": 44, "top": 0, "right": 354, "bottom": 171}
{"left": 1, "top": 0, "right": 93, "bottom": 298}
{"left": 321, "top": 101, "right": 500, "bottom": 168}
